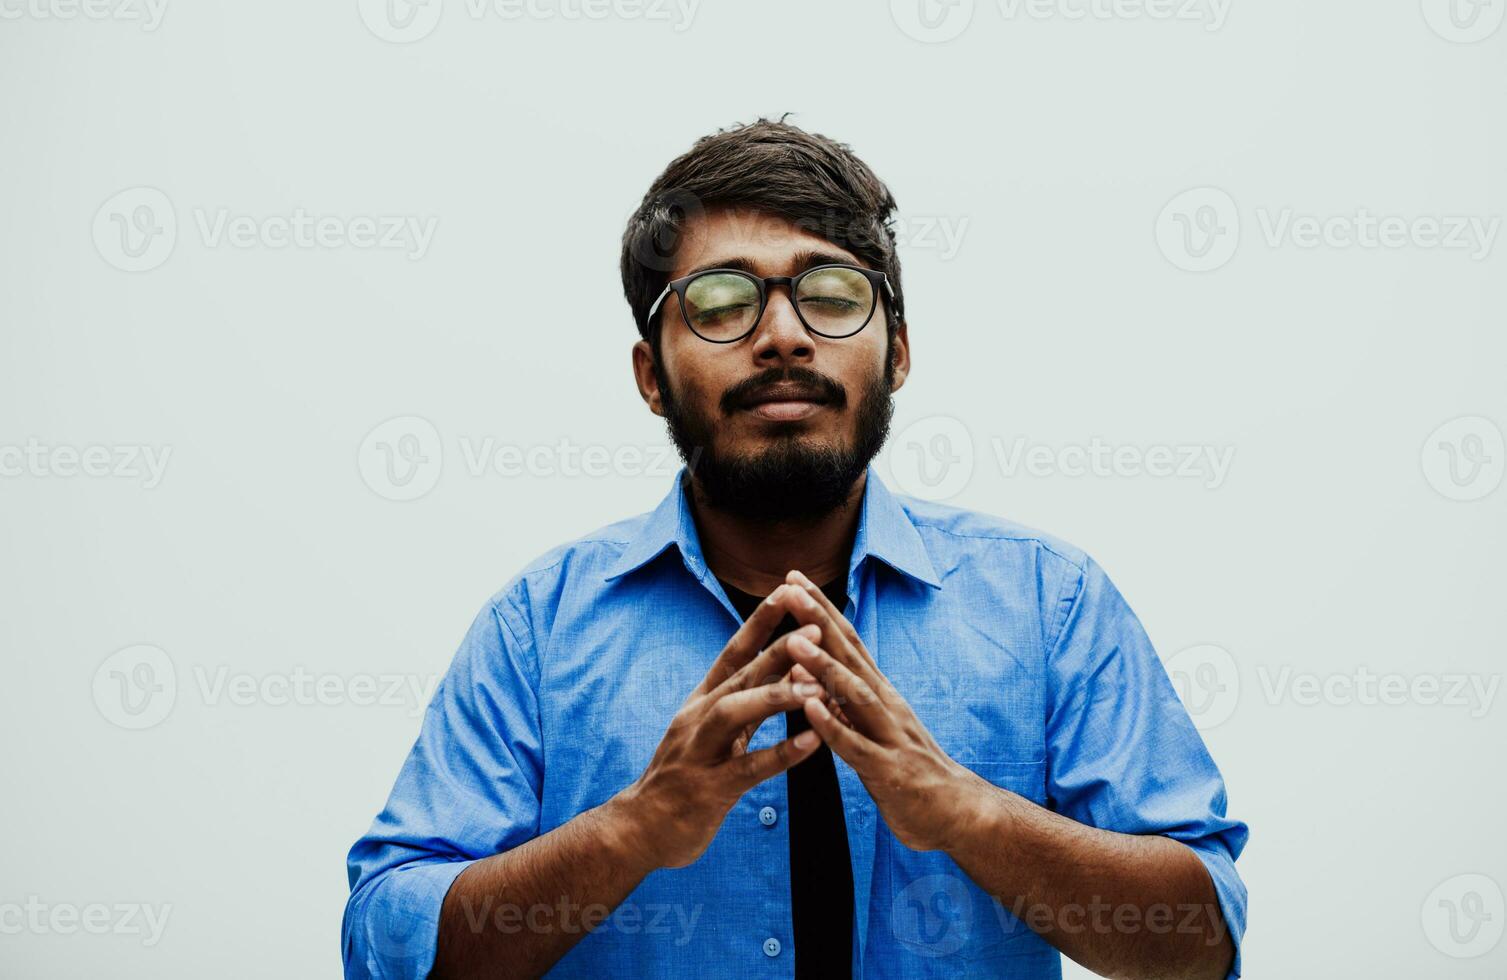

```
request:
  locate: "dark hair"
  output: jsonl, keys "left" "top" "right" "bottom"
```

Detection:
{"left": 620, "top": 117, "right": 905, "bottom": 348}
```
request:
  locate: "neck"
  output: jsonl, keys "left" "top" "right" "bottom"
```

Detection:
{"left": 688, "top": 470, "right": 866, "bottom": 598}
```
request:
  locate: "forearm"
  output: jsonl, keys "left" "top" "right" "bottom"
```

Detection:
{"left": 432, "top": 792, "right": 658, "bottom": 980}
{"left": 945, "top": 770, "right": 1233, "bottom": 980}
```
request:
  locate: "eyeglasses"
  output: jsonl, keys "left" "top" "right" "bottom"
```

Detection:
{"left": 646, "top": 264, "right": 894, "bottom": 344}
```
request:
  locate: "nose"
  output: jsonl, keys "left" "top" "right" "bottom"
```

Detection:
{"left": 749, "top": 285, "right": 813, "bottom": 366}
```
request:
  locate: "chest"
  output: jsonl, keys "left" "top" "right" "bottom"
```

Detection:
{"left": 533, "top": 571, "right": 1047, "bottom": 826}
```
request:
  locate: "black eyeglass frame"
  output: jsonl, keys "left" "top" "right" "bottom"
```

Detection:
{"left": 645, "top": 263, "right": 896, "bottom": 344}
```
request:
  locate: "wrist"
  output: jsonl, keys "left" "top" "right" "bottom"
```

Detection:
{"left": 601, "top": 783, "right": 666, "bottom": 875}
{"left": 940, "top": 761, "right": 1003, "bottom": 856}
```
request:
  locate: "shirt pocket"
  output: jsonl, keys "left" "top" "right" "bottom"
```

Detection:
{"left": 885, "top": 759, "right": 1048, "bottom": 965}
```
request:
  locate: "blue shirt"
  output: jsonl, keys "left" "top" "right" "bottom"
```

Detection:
{"left": 344, "top": 467, "right": 1248, "bottom": 979}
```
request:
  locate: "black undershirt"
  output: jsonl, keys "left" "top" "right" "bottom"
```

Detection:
{"left": 718, "top": 577, "right": 854, "bottom": 980}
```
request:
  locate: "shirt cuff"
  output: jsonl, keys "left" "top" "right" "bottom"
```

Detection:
{"left": 346, "top": 859, "right": 475, "bottom": 980}
{"left": 1186, "top": 842, "right": 1248, "bottom": 979}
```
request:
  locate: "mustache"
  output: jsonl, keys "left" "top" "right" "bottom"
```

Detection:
{"left": 719, "top": 367, "right": 848, "bottom": 416}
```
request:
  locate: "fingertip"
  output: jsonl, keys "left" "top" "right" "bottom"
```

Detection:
{"left": 793, "top": 729, "right": 819, "bottom": 751}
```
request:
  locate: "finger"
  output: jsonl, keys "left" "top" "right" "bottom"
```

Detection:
{"left": 789, "top": 662, "right": 852, "bottom": 727}
{"left": 786, "top": 570, "right": 881, "bottom": 673}
{"left": 692, "top": 585, "right": 799, "bottom": 697}
{"left": 697, "top": 673, "right": 826, "bottom": 752}
{"left": 802, "top": 696, "right": 880, "bottom": 768}
{"left": 732, "top": 719, "right": 755, "bottom": 756}
{"left": 709, "top": 624, "right": 820, "bottom": 700}
{"left": 721, "top": 728, "right": 822, "bottom": 792}
{"left": 780, "top": 572, "right": 885, "bottom": 687}
{"left": 789, "top": 662, "right": 827, "bottom": 694}
{"left": 787, "top": 633, "right": 898, "bottom": 740}
{"left": 734, "top": 662, "right": 812, "bottom": 753}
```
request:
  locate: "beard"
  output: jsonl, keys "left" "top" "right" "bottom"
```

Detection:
{"left": 657, "top": 356, "right": 895, "bottom": 524}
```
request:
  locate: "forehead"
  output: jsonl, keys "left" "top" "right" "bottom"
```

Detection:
{"left": 670, "top": 206, "right": 861, "bottom": 279}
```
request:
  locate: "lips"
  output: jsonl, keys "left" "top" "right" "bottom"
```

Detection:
{"left": 740, "top": 383, "right": 829, "bottom": 410}
{"left": 737, "top": 384, "right": 830, "bottom": 422}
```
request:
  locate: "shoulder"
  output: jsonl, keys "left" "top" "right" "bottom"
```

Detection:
{"left": 896, "top": 491, "right": 1092, "bottom": 578}
{"left": 889, "top": 491, "right": 1124, "bottom": 651}
{"left": 480, "top": 508, "right": 652, "bottom": 629}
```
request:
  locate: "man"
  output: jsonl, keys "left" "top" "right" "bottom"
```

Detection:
{"left": 344, "top": 119, "right": 1248, "bottom": 980}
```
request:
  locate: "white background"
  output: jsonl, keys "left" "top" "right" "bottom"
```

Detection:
{"left": 2, "top": 0, "right": 1504, "bottom": 976}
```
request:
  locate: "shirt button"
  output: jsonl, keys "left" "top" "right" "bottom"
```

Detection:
{"left": 758, "top": 806, "right": 777, "bottom": 827}
{"left": 762, "top": 937, "right": 781, "bottom": 957}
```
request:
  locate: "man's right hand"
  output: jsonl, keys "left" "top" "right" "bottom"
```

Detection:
{"left": 614, "top": 584, "right": 827, "bottom": 870}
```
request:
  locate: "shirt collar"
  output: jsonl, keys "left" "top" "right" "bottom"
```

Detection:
{"left": 604, "top": 465, "right": 942, "bottom": 590}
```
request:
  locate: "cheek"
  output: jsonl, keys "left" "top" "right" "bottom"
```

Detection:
{"left": 660, "top": 344, "right": 726, "bottom": 412}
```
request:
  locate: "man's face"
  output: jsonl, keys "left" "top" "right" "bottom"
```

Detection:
{"left": 632, "top": 207, "right": 910, "bottom": 522}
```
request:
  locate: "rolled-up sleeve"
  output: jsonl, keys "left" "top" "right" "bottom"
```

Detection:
{"left": 1043, "top": 556, "right": 1249, "bottom": 978}
{"left": 343, "top": 593, "right": 544, "bottom": 980}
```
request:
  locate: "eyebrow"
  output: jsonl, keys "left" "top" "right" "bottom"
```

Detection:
{"left": 682, "top": 249, "right": 862, "bottom": 279}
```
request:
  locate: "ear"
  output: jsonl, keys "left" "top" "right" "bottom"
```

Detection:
{"left": 889, "top": 320, "right": 911, "bottom": 393}
{"left": 631, "top": 339, "right": 666, "bottom": 417}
